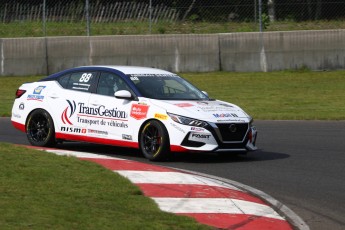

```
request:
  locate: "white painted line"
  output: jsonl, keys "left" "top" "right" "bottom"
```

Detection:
{"left": 153, "top": 197, "right": 285, "bottom": 220}
{"left": 116, "top": 170, "right": 241, "bottom": 191}
{"left": 45, "top": 149, "right": 125, "bottom": 160}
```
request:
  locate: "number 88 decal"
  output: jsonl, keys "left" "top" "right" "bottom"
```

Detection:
{"left": 79, "top": 73, "right": 92, "bottom": 82}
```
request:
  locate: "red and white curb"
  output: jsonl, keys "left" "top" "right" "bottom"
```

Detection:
{"left": 42, "top": 148, "right": 301, "bottom": 230}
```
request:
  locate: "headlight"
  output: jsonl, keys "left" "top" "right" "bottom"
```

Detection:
{"left": 167, "top": 113, "right": 208, "bottom": 127}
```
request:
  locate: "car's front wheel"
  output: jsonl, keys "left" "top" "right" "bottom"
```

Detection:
{"left": 26, "top": 109, "right": 56, "bottom": 147}
{"left": 139, "top": 120, "right": 170, "bottom": 161}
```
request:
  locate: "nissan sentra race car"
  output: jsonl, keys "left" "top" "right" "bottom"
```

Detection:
{"left": 11, "top": 66, "right": 257, "bottom": 160}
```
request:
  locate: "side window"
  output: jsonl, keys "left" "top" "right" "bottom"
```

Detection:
{"left": 65, "top": 72, "right": 97, "bottom": 92}
{"left": 97, "top": 72, "right": 132, "bottom": 96}
{"left": 58, "top": 74, "right": 70, "bottom": 88}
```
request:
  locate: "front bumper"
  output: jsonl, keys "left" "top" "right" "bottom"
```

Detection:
{"left": 178, "top": 122, "right": 258, "bottom": 152}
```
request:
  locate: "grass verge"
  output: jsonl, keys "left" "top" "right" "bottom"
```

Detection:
{"left": 181, "top": 70, "right": 345, "bottom": 120}
{"left": 0, "top": 20, "right": 344, "bottom": 37}
{"left": 2, "top": 70, "right": 345, "bottom": 120}
{"left": 0, "top": 142, "right": 210, "bottom": 230}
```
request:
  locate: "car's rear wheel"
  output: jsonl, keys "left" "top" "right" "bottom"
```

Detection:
{"left": 140, "top": 120, "right": 170, "bottom": 161}
{"left": 26, "top": 109, "right": 56, "bottom": 147}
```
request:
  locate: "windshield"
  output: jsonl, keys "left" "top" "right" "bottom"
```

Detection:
{"left": 127, "top": 74, "right": 209, "bottom": 100}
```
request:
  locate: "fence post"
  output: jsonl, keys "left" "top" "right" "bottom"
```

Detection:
{"left": 149, "top": 0, "right": 152, "bottom": 34}
{"left": 258, "top": 0, "right": 263, "bottom": 32}
{"left": 258, "top": 0, "right": 267, "bottom": 72}
{"left": 86, "top": 0, "right": 91, "bottom": 36}
{"left": 42, "top": 0, "right": 46, "bottom": 36}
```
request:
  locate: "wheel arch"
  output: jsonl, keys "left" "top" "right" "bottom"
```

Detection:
{"left": 25, "top": 107, "right": 57, "bottom": 131}
{"left": 138, "top": 118, "right": 171, "bottom": 147}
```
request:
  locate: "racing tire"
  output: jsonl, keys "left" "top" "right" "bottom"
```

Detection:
{"left": 139, "top": 120, "right": 170, "bottom": 161}
{"left": 26, "top": 109, "right": 56, "bottom": 147}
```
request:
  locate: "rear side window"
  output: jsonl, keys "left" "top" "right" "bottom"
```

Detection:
{"left": 58, "top": 72, "right": 97, "bottom": 92}
{"left": 58, "top": 74, "right": 70, "bottom": 88}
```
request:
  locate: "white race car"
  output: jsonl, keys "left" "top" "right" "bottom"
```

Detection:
{"left": 11, "top": 66, "right": 257, "bottom": 160}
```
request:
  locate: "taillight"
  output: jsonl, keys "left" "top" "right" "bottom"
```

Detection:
{"left": 15, "top": 89, "right": 26, "bottom": 98}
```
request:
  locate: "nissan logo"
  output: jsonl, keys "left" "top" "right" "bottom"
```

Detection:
{"left": 229, "top": 124, "right": 237, "bottom": 133}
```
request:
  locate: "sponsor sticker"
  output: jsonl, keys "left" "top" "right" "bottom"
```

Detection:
{"left": 174, "top": 103, "right": 194, "bottom": 108}
{"left": 19, "top": 103, "right": 25, "bottom": 110}
{"left": 170, "top": 123, "right": 186, "bottom": 134}
{"left": 88, "top": 129, "right": 108, "bottom": 136}
{"left": 33, "top": 86, "right": 46, "bottom": 94}
{"left": 188, "top": 132, "right": 214, "bottom": 143}
{"left": 27, "top": 86, "right": 46, "bottom": 101}
{"left": 191, "top": 133, "right": 211, "bottom": 139}
{"left": 213, "top": 113, "right": 239, "bottom": 118}
{"left": 61, "top": 126, "right": 86, "bottom": 134}
{"left": 61, "top": 100, "right": 77, "bottom": 125}
{"left": 61, "top": 100, "right": 129, "bottom": 128}
{"left": 191, "top": 127, "right": 205, "bottom": 132}
{"left": 12, "top": 113, "right": 21, "bottom": 118}
{"left": 130, "top": 104, "right": 149, "bottom": 120}
{"left": 154, "top": 113, "right": 168, "bottom": 120}
{"left": 122, "top": 134, "right": 133, "bottom": 140}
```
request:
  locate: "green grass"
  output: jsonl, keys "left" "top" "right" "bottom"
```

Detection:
{"left": 0, "top": 20, "right": 344, "bottom": 38}
{"left": 0, "top": 75, "right": 42, "bottom": 117}
{"left": 2, "top": 70, "right": 345, "bottom": 119}
{"left": 0, "top": 142, "right": 211, "bottom": 230}
{"left": 182, "top": 70, "right": 345, "bottom": 120}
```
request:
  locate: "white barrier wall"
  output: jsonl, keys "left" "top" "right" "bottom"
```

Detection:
{"left": 219, "top": 30, "right": 345, "bottom": 72}
{"left": 1, "top": 30, "right": 345, "bottom": 76}
{"left": 0, "top": 38, "right": 47, "bottom": 76}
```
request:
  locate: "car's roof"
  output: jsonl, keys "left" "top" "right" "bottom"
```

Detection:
{"left": 79, "top": 65, "right": 175, "bottom": 75}
{"left": 41, "top": 65, "right": 177, "bottom": 82}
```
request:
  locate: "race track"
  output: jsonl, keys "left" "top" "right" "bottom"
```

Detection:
{"left": 1, "top": 118, "right": 344, "bottom": 230}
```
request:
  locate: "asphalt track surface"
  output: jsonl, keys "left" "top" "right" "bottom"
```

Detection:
{"left": 1, "top": 118, "right": 345, "bottom": 230}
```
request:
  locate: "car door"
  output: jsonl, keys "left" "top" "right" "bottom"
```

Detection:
{"left": 48, "top": 71, "right": 98, "bottom": 138}
{"left": 86, "top": 71, "right": 138, "bottom": 146}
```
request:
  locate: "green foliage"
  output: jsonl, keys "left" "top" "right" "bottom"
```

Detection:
{"left": 1, "top": 20, "right": 345, "bottom": 37}
{"left": 0, "top": 75, "right": 42, "bottom": 117}
{"left": 261, "top": 13, "right": 270, "bottom": 30}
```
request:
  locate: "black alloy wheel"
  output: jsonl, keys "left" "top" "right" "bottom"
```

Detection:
{"left": 140, "top": 120, "right": 170, "bottom": 161}
{"left": 26, "top": 109, "right": 56, "bottom": 147}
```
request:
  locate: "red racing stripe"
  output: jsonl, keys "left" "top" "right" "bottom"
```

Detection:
{"left": 80, "top": 158, "right": 177, "bottom": 172}
{"left": 136, "top": 183, "right": 266, "bottom": 204}
{"left": 180, "top": 213, "right": 293, "bottom": 230}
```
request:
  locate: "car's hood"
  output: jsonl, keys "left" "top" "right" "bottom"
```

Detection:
{"left": 147, "top": 99, "right": 251, "bottom": 123}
